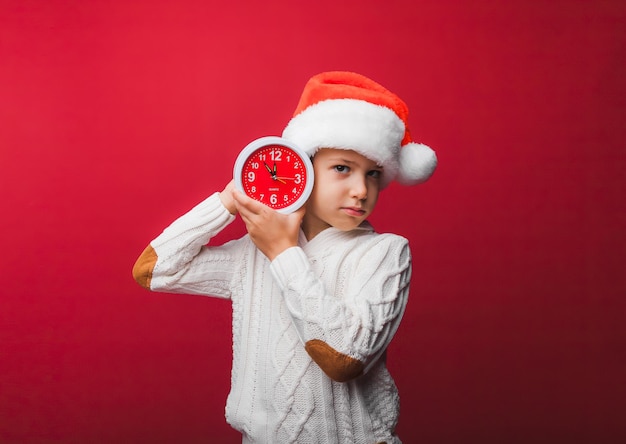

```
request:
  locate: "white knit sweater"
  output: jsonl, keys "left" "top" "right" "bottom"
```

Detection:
{"left": 138, "top": 193, "right": 411, "bottom": 443}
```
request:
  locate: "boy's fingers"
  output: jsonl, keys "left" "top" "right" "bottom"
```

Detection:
{"left": 234, "top": 189, "right": 306, "bottom": 224}
{"left": 292, "top": 205, "right": 306, "bottom": 219}
{"left": 233, "top": 189, "right": 263, "bottom": 215}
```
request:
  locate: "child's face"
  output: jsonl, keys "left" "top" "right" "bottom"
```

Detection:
{"left": 303, "top": 148, "right": 382, "bottom": 239}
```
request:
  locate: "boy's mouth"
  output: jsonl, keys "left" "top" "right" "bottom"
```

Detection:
{"left": 341, "top": 206, "right": 366, "bottom": 217}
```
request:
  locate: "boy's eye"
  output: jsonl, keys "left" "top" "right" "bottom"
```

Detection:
{"left": 368, "top": 170, "right": 382, "bottom": 179}
{"left": 334, "top": 165, "right": 349, "bottom": 173}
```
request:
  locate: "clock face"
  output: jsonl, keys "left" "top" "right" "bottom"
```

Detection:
{"left": 234, "top": 137, "right": 314, "bottom": 214}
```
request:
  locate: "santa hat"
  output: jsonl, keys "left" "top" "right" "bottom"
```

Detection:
{"left": 282, "top": 71, "right": 437, "bottom": 187}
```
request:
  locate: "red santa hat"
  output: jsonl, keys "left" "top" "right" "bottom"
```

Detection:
{"left": 282, "top": 71, "right": 437, "bottom": 187}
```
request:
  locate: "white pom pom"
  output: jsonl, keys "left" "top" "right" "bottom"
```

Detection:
{"left": 397, "top": 142, "right": 438, "bottom": 185}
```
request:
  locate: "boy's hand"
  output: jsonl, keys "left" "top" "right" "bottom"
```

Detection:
{"left": 233, "top": 189, "right": 305, "bottom": 261}
{"left": 219, "top": 180, "right": 238, "bottom": 215}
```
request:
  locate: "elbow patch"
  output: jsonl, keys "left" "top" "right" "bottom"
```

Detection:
{"left": 305, "top": 339, "right": 364, "bottom": 382}
{"left": 132, "top": 245, "right": 158, "bottom": 289}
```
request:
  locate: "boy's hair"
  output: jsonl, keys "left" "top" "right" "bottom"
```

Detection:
{"left": 282, "top": 71, "right": 437, "bottom": 187}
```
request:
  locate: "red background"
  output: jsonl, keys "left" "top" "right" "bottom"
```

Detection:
{"left": 1, "top": 1, "right": 625, "bottom": 442}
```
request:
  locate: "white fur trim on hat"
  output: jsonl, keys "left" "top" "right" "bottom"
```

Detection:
{"left": 282, "top": 98, "right": 405, "bottom": 187}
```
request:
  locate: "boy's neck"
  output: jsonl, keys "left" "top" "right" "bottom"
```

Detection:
{"left": 301, "top": 217, "right": 330, "bottom": 241}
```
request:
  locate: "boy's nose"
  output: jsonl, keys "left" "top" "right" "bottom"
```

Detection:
{"left": 350, "top": 176, "right": 368, "bottom": 200}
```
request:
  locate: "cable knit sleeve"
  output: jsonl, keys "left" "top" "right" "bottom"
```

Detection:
{"left": 132, "top": 192, "right": 241, "bottom": 299}
{"left": 269, "top": 233, "right": 411, "bottom": 382}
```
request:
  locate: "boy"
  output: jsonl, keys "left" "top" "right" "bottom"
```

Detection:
{"left": 133, "top": 71, "right": 437, "bottom": 443}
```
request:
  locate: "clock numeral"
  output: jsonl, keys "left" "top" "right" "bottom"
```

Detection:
{"left": 260, "top": 193, "right": 265, "bottom": 200}
{"left": 270, "top": 150, "right": 282, "bottom": 161}
{"left": 294, "top": 161, "right": 300, "bottom": 168}
{"left": 251, "top": 162, "right": 259, "bottom": 169}
{"left": 283, "top": 195, "right": 288, "bottom": 202}
{"left": 270, "top": 194, "right": 277, "bottom": 205}
{"left": 247, "top": 171, "right": 256, "bottom": 182}
{"left": 294, "top": 174, "right": 301, "bottom": 184}
{"left": 292, "top": 187, "right": 297, "bottom": 194}
{"left": 251, "top": 186, "right": 256, "bottom": 193}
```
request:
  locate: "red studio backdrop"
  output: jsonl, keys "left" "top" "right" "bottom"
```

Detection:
{"left": 1, "top": 1, "right": 624, "bottom": 443}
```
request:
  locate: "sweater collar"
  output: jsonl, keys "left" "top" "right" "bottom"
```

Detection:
{"left": 299, "top": 220, "right": 374, "bottom": 246}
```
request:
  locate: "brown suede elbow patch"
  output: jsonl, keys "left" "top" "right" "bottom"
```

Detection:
{"left": 132, "top": 244, "right": 158, "bottom": 289}
{"left": 305, "top": 339, "right": 364, "bottom": 382}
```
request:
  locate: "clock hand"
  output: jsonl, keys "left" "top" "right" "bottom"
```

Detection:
{"left": 263, "top": 161, "right": 287, "bottom": 184}
{"left": 272, "top": 162, "right": 287, "bottom": 183}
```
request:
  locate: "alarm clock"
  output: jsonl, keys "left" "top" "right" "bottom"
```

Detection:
{"left": 233, "top": 136, "right": 314, "bottom": 214}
